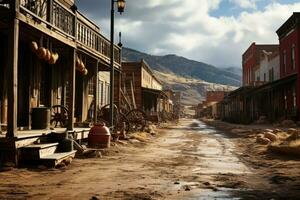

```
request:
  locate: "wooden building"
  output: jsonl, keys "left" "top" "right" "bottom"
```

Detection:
{"left": 122, "top": 60, "right": 166, "bottom": 122}
{"left": 221, "top": 73, "right": 297, "bottom": 124}
{"left": 0, "top": 0, "right": 121, "bottom": 166}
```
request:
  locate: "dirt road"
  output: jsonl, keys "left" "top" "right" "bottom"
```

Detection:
{"left": 0, "top": 119, "right": 299, "bottom": 199}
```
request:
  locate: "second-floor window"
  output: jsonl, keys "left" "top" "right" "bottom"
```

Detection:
{"left": 291, "top": 45, "right": 296, "bottom": 70}
{"left": 283, "top": 50, "right": 287, "bottom": 73}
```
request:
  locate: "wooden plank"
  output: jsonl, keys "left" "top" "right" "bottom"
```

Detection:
{"left": 67, "top": 49, "right": 76, "bottom": 130}
{"left": 39, "top": 145, "right": 57, "bottom": 157}
{"left": 94, "top": 62, "right": 99, "bottom": 124}
{"left": 130, "top": 81, "right": 136, "bottom": 109}
{"left": 76, "top": 44, "right": 121, "bottom": 70}
{"left": 7, "top": 1, "right": 19, "bottom": 138}
{"left": 25, "top": 143, "right": 59, "bottom": 149}
{"left": 40, "top": 150, "right": 76, "bottom": 167}
{"left": 15, "top": 137, "right": 39, "bottom": 148}
{"left": 120, "top": 89, "right": 131, "bottom": 109}
{"left": 16, "top": 13, "right": 76, "bottom": 48}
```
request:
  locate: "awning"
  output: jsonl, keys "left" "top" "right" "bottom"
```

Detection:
{"left": 250, "top": 73, "right": 297, "bottom": 94}
{"left": 142, "top": 87, "right": 167, "bottom": 98}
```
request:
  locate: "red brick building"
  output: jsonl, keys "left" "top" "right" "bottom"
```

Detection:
{"left": 276, "top": 12, "right": 300, "bottom": 116}
{"left": 205, "top": 91, "right": 228, "bottom": 105}
{"left": 242, "top": 43, "right": 278, "bottom": 86}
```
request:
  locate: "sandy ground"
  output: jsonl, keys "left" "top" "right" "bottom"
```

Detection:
{"left": 0, "top": 119, "right": 300, "bottom": 200}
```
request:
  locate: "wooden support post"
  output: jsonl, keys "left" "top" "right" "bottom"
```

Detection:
{"left": 7, "top": 0, "right": 20, "bottom": 138}
{"left": 94, "top": 61, "right": 99, "bottom": 124}
{"left": 67, "top": 49, "right": 76, "bottom": 130}
{"left": 46, "top": 0, "right": 53, "bottom": 24}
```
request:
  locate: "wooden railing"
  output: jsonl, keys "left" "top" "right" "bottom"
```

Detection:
{"left": 77, "top": 19, "right": 121, "bottom": 65}
{"left": 20, "top": 0, "right": 75, "bottom": 38}
{"left": 19, "top": 0, "right": 121, "bottom": 65}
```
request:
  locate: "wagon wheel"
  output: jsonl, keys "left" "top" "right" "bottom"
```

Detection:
{"left": 51, "top": 105, "right": 69, "bottom": 128}
{"left": 97, "top": 104, "right": 119, "bottom": 129}
{"left": 126, "top": 109, "right": 147, "bottom": 132}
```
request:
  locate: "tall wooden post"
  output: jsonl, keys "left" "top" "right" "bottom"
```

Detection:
{"left": 7, "top": 0, "right": 20, "bottom": 138}
{"left": 67, "top": 49, "right": 76, "bottom": 130}
{"left": 93, "top": 61, "right": 99, "bottom": 124}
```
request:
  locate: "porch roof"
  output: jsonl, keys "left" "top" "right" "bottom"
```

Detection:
{"left": 142, "top": 87, "right": 167, "bottom": 98}
{"left": 251, "top": 73, "right": 297, "bottom": 94}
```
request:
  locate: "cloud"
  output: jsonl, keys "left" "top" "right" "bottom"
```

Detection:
{"left": 229, "top": 0, "right": 259, "bottom": 9}
{"left": 76, "top": 0, "right": 300, "bottom": 67}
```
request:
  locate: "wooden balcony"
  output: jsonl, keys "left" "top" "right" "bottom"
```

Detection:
{"left": 76, "top": 13, "right": 121, "bottom": 67}
{"left": 17, "top": 0, "right": 120, "bottom": 66}
{"left": 19, "top": 0, "right": 75, "bottom": 39}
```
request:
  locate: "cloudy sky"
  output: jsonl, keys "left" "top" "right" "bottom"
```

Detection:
{"left": 76, "top": 0, "right": 300, "bottom": 68}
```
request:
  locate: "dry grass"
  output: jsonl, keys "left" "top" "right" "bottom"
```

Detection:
{"left": 276, "top": 132, "right": 290, "bottom": 140}
{"left": 268, "top": 139, "right": 300, "bottom": 156}
{"left": 130, "top": 132, "right": 151, "bottom": 142}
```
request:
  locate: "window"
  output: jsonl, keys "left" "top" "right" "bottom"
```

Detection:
{"left": 291, "top": 45, "right": 296, "bottom": 70}
{"left": 88, "top": 76, "right": 95, "bottom": 95}
{"left": 263, "top": 73, "right": 266, "bottom": 82}
{"left": 283, "top": 50, "right": 287, "bottom": 73}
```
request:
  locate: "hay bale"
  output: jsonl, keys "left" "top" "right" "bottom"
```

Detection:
{"left": 256, "top": 136, "right": 271, "bottom": 145}
{"left": 287, "top": 128, "right": 297, "bottom": 134}
{"left": 274, "top": 129, "right": 282, "bottom": 133}
{"left": 287, "top": 132, "right": 300, "bottom": 141}
{"left": 264, "top": 129, "right": 273, "bottom": 133}
{"left": 257, "top": 134, "right": 264, "bottom": 138}
{"left": 264, "top": 132, "right": 277, "bottom": 142}
{"left": 269, "top": 141, "right": 300, "bottom": 156}
{"left": 276, "top": 132, "right": 289, "bottom": 140}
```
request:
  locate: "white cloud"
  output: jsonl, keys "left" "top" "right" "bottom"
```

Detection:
{"left": 78, "top": 0, "right": 300, "bottom": 67}
{"left": 229, "top": 0, "right": 259, "bottom": 9}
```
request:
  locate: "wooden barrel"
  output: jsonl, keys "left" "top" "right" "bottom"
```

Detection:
{"left": 31, "top": 107, "right": 50, "bottom": 130}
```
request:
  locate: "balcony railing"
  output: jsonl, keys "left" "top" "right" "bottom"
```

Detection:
{"left": 77, "top": 19, "right": 121, "bottom": 65}
{"left": 20, "top": 0, "right": 75, "bottom": 38}
{"left": 19, "top": 0, "right": 120, "bottom": 65}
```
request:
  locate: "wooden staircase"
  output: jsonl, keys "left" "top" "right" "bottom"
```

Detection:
{"left": 20, "top": 142, "right": 76, "bottom": 167}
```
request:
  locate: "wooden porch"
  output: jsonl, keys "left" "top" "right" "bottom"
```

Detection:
{"left": 0, "top": 0, "right": 121, "bottom": 166}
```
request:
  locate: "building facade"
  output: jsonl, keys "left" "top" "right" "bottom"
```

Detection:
{"left": 0, "top": 0, "right": 121, "bottom": 165}
{"left": 276, "top": 12, "right": 300, "bottom": 118}
{"left": 122, "top": 60, "right": 166, "bottom": 122}
{"left": 242, "top": 43, "right": 279, "bottom": 86}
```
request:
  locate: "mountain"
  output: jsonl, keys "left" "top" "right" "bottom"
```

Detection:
{"left": 223, "top": 67, "right": 242, "bottom": 77}
{"left": 122, "top": 47, "right": 242, "bottom": 87}
{"left": 154, "top": 71, "right": 236, "bottom": 105}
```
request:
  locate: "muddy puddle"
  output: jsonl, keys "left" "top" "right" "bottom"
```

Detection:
{"left": 187, "top": 120, "right": 252, "bottom": 199}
